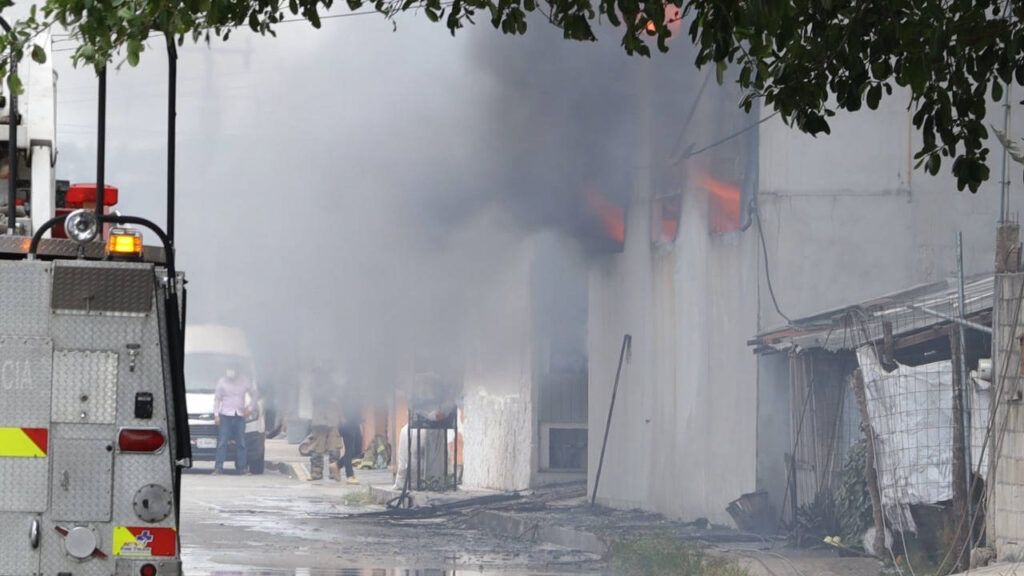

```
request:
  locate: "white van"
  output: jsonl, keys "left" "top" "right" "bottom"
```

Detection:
{"left": 184, "top": 325, "right": 270, "bottom": 473}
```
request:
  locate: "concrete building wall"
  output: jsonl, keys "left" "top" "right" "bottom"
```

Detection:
{"left": 989, "top": 272, "right": 1024, "bottom": 560}
{"left": 757, "top": 93, "right": 1008, "bottom": 329}
{"left": 462, "top": 239, "right": 536, "bottom": 491}
{"left": 587, "top": 172, "right": 761, "bottom": 523}
{"left": 462, "top": 234, "right": 590, "bottom": 491}
{"left": 756, "top": 353, "right": 791, "bottom": 515}
{"left": 587, "top": 85, "right": 1014, "bottom": 523}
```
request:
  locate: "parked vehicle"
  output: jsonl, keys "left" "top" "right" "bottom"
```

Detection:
{"left": 0, "top": 30, "right": 189, "bottom": 575}
{"left": 184, "top": 325, "right": 278, "bottom": 474}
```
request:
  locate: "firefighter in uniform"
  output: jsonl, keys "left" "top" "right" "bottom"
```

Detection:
{"left": 299, "top": 396, "right": 344, "bottom": 481}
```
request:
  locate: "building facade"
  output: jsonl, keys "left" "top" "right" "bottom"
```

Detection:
{"left": 587, "top": 83, "right": 1014, "bottom": 524}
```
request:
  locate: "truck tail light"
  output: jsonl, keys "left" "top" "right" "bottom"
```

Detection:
{"left": 140, "top": 563, "right": 158, "bottom": 576}
{"left": 118, "top": 429, "right": 165, "bottom": 453}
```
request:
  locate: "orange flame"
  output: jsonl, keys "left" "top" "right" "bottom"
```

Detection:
{"left": 698, "top": 173, "right": 741, "bottom": 233}
{"left": 584, "top": 187, "right": 625, "bottom": 244}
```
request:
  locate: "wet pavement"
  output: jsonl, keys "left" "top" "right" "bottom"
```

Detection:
{"left": 181, "top": 441, "right": 884, "bottom": 576}
{"left": 181, "top": 445, "right": 604, "bottom": 576}
{"left": 195, "top": 565, "right": 565, "bottom": 569}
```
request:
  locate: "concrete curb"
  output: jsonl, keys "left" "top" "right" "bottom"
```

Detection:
{"left": 367, "top": 484, "right": 415, "bottom": 506}
{"left": 465, "top": 509, "right": 608, "bottom": 556}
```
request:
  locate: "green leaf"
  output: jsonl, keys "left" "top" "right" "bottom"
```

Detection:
{"left": 30, "top": 44, "right": 45, "bottom": 64}
{"left": 802, "top": 112, "right": 830, "bottom": 136}
{"left": 126, "top": 39, "right": 142, "bottom": 67}
{"left": 866, "top": 84, "right": 882, "bottom": 110}
{"left": 6, "top": 74, "right": 22, "bottom": 96}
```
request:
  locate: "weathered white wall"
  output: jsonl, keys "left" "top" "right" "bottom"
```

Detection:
{"left": 587, "top": 171, "right": 760, "bottom": 523}
{"left": 757, "top": 92, "right": 1011, "bottom": 329}
{"left": 463, "top": 390, "right": 535, "bottom": 490}
{"left": 462, "top": 234, "right": 589, "bottom": 491}
{"left": 462, "top": 240, "right": 536, "bottom": 491}
{"left": 587, "top": 85, "right": 1015, "bottom": 524}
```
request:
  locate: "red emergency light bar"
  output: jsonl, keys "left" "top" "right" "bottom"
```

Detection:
{"left": 53, "top": 183, "right": 120, "bottom": 239}
{"left": 66, "top": 183, "right": 119, "bottom": 208}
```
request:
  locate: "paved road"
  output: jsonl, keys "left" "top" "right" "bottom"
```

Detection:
{"left": 180, "top": 451, "right": 602, "bottom": 575}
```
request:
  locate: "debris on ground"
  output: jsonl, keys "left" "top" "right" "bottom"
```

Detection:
{"left": 726, "top": 492, "right": 776, "bottom": 535}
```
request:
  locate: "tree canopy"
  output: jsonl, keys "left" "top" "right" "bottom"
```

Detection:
{"left": 0, "top": 0, "right": 1019, "bottom": 192}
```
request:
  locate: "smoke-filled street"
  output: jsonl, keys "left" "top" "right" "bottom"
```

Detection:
{"left": 180, "top": 441, "right": 604, "bottom": 575}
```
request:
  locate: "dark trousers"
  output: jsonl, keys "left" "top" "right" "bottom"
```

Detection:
{"left": 339, "top": 427, "right": 360, "bottom": 478}
{"left": 215, "top": 415, "right": 247, "bottom": 472}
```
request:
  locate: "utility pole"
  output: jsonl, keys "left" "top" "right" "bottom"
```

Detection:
{"left": 956, "top": 232, "right": 972, "bottom": 506}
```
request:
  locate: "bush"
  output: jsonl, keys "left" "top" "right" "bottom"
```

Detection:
{"left": 609, "top": 536, "right": 749, "bottom": 576}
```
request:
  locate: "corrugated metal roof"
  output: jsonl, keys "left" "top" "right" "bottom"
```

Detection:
{"left": 752, "top": 273, "right": 993, "bottom": 353}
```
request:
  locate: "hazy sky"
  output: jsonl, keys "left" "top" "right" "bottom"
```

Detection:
{"left": 42, "top": 8, "right": 725, "bottom": 389}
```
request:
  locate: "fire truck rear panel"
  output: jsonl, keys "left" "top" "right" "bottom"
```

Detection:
{"left": 0, "top": 259, "right": 182, "bottom": 576}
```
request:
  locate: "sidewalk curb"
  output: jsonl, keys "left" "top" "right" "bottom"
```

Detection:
{"left": 464, "top": 509, "right": 609, "bottom": 556}
{"left": 367, "top": 484, "right": 416, "bottom": 506}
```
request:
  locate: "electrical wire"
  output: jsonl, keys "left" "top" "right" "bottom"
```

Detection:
{"left": 665, "top": 68, "right": 712, "bottom": 165}
{"left": 753, "top": 199, "right": 791, "bottom": 324}
{"left": 674, "top": 111, "right": 780, "bottom": 164}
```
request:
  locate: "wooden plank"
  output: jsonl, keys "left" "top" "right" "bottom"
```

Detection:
{"left": 851, "top": 368, "right": 887, "bottom": 560}
{"left": 950, "top": 332, "right": 969, "bottom": 573}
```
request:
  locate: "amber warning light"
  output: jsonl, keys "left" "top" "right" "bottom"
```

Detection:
{"left": 106, "top": 228, "right": 143, "bottom": 258}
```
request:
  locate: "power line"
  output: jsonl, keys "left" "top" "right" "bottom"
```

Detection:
{"left": 753, "top": 199, "right": 791, "bottom": 324}
{"left": 679, "top": 110, "right": 779, "bottom": 163}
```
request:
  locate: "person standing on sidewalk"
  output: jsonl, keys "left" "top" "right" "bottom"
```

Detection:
{"left": 213, "top": 365, "right": 258, "bottom": 475}
{"left": 336, "top": 415, "right": 363, "bottom": 485}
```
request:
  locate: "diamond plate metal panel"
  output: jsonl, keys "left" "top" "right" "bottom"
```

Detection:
{"left": 49, "top": 314, "right": 146, "bottom": 352}
{"left": 0, "top": 337, "right": 53, "bottom": 427}
{"left": 115, "top": 558, "right": 181, "bottom": 576}
{"left": 0, "top": 338, "right": 52, "bottom": 514}
{"left": 52, "top": 350, "right": 119, "bottom": 424}
{"left": 113, "top": 307, "right": 178, "bottom": 533}
{"left": 50, "top": 436, "right": 114, "bottom": 522}
{"left": 0, "top": 457, "right": 48, "bottom": 513}
{"left": 0, "top": 262, "right": 51, "bottom": 337}
{"left": 0, "top": 235, "right": 168, "bottom": 265}
{"left": 0, "top": 513, "right": 39, "bottom": 575}
{"left": 51, "top": 262, "right": 154, "bottom": 315}
{"left": 39, "top": 525, "right": 114, "bottom": 576}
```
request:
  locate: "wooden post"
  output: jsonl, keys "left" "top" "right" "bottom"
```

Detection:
{"left": 852, "top": 368, "right": 887, "bottom": 559}
{"left": 949, "top": 330, "right": 970, "bottom": 573}
{"left": 996, "top": 222, "right": 1020, "bottom": 273}
{"left": 881, "top": 321, "right": 898, "bottom": 372}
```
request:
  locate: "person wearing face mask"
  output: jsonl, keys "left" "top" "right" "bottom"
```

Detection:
{"left": 212, "top": 365, "right": 258, "bottom": 475}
